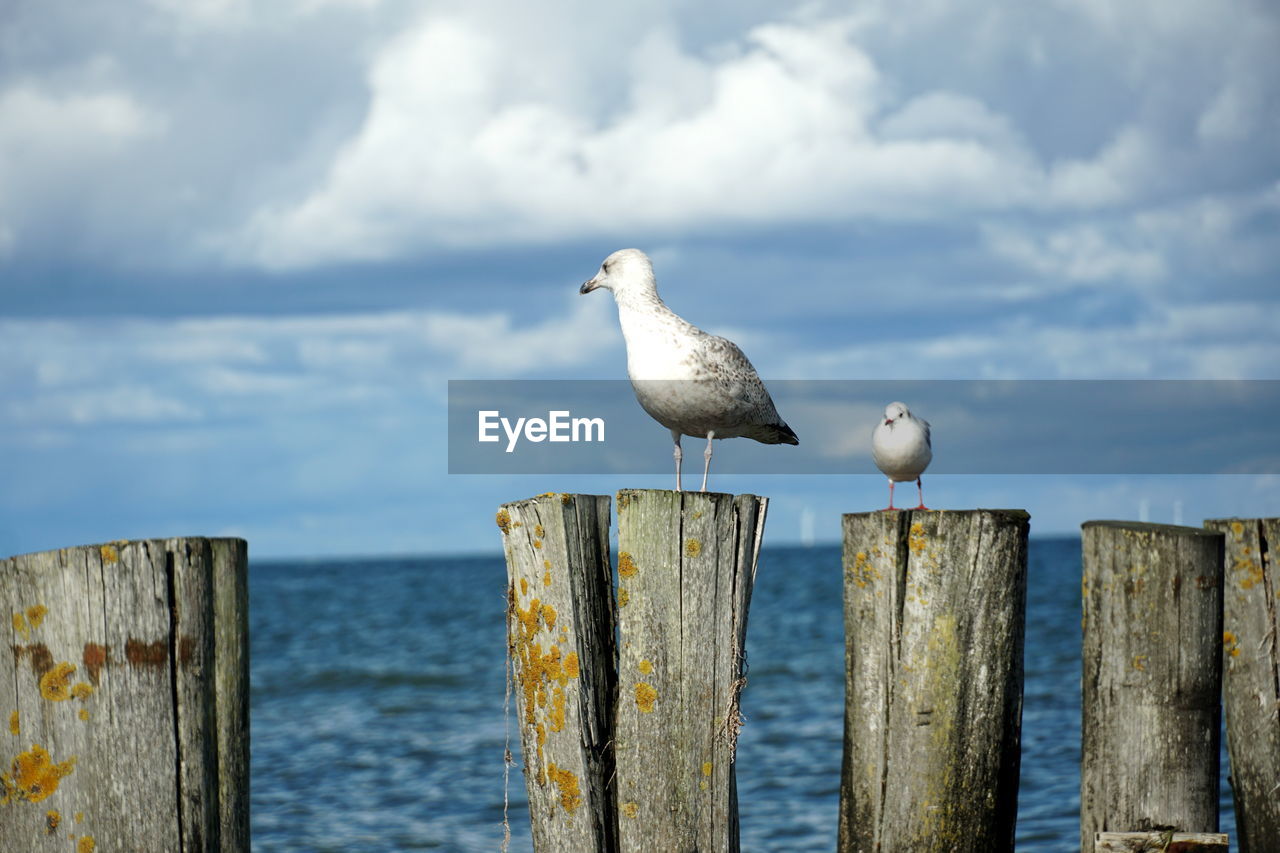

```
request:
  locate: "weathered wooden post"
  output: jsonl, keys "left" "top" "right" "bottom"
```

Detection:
{"left": 612, "top": 489, "right": 766, "bottom": 853}
{"left": 1080, "top": 521, "right": 1224, "bottom": 853}
{"left": 1203, "top": 517, "right": 1280, "bottom": 853}
{"left": 1, "top": 537, "right": 249, "bottom": 852}
{"left": 498, "top": 494, "right": 617, "bottom": 853}
{"left": 838, "top": 509, "right": 1029, "bottom": 852}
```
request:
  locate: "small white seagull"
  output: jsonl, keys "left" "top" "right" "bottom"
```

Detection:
{"left": 580, "top": 248, "right": 798, "bottom": 492}
{"left": 872, "top": 401, "right": 932, "bottom": 511}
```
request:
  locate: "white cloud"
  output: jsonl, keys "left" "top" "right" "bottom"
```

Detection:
{"left": 982, "top": 221, "right": 1166, "bottom": 284}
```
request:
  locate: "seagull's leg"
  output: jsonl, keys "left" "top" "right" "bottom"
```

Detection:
{"left": 883, "top": 479, "right": 896, "bottom": 511}
{"left": 700, "top": 430, "right": 715, "bottom": 492}
{"left": 671, "top": 429, "right": 683, "bottom": 492}
{"left": 915, "top": 477, "right": 929, "bottom": 511}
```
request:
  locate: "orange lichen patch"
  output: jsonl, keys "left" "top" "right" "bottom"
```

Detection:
{"left": 909, "top": 523, "right": 927, "bottom": 555}
{"left": 541, "top": 603, "right": 557, "bottom": 630}
{"left": 534, "top": 524, "right": 545, "bottom": 538}
{"left": 125, "top": 638, "right": 167, "bottom": 667}
{"left": 99, "top": 544, "right": 119, "bottom": 563}
{"left": 520, "top": 578, "right": 529, "bottom": 596}
{"left": 543, "top": 559, "right": 552, "bottom": 587}
{"left": 78, "top": 709, "right": 90, "bottom": 722}
{"left": 12, "top": 612, "right": 30, "bottom": 642}
{"left": 635, "top": 682, "right": 657, "bottom": 713}
{"left": 549, "top": 687, "right": 567, "bottom": 733}
{"left": 1224, "top": 631, "right": 1241, "bottom": 657}
{"left": 617, "top": 587, "right": 630, "bottom": 607}
{"left": 545, "top": 763, "right": 582, "bottom": 813}
{"left": 701, "top": 761, "right": 713, "bottom": 777}
{"left": 621, "top": 801, "right": 639, "bottom": 818}
{"left": 1235, "top": 554, "right": 1264, "bottom": 590}
{"left": 848, "top": 551, "right": 880, "bottom": 588}
{"left": 1132, "top": 654, "right": 1148, "bottom": 671}
{"left": 638, "top": 659, "right": 653, "bottom": 675}
{"left": 617, "top": 492, "right": 631, "bottom": 511}
{"left": 39, "top": 662, "right": 77, "bottom": 701}
{"left": 495, "top": 510, "right": 512, "bottom": 534}
{"left": 46, "top": 809, "right": 60, "bottom": 833}
{"left": 8, "top": 711, "right": 17, "bottom": 735}
{"left": 1230, "top": 521, "right": 1244, "bottom": 537}
{"left": 75, "top": 812, "right": 83, "bottom": 822}
{"left": 563, "top": 652, "right": 579, "bottom": 679}
{"left": 533, "top": 539, "right": 543, "bottom": 550}
{"left": 82, "top": 643, "right": 108, "bottom": 685}
{"left": 3, "top": 744, "right": 77, "bottom": 804}
{"left": 684, "top": 538, "right": 702, "bottom": 558}
{"left": 561, "top": 494, "right": 572, "bottom": 505}
{"left": 26, "top": 605, "right": 48, "bottom": 630}
{"left": 618, "top": 552, "right": 638, "bottom": 578}
{"left": 78, "top": 837, "right": 95, "bottom": 853}
{"left": 71, "top": 683, "right": 94, "bottom": 701}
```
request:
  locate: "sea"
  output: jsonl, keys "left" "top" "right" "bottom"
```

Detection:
{"left": 249, "top": 538, "right": 1238, "bottom": 852}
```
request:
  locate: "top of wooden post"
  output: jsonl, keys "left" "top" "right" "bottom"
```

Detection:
{"left": 1082, "top": 520, "right": 1221, "bottom": 537}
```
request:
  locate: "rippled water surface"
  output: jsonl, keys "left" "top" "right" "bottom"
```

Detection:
{"left": 251, "top": 539, "right": 1236, "bottom": 851}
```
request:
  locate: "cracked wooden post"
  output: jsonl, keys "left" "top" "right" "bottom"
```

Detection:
{"left": 1, "top": 537, "right": 249, "bottom": 852}
{"left": 1203, "top": 517, "right": 1280, "bottom": 853}
{"left": 613, "top": 489, "right": 767, "bottom": 853}
{"left": 838, "top": 509, "right": 1029, "bottom": 853}
{"left": 1080, "top": 521, "right": 1224, "bottom": 853}
{"left": 499, "top": 494, "right": 617, "bottom": 853}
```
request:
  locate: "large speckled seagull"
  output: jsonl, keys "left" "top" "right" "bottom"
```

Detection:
{"left": 580, "top": 248, "right": 798, "bottom": 492}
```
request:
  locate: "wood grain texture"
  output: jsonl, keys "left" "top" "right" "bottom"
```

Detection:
{"left": 838, "top": 509, "right": 1029, "bottom": 853}
{"left": 1095, "top": 831, "right": 1228, "bottom": 852}
{"left": 1081, "top": 521, "right": 1224, "bottom": 853}
{"left": 613, "top": 489, "right": 766, "bottom": 853}
{"left": 1, "top": 537, "right": 249, "bottom": 852}
{"left": 1203, "top": 517, "right": 1279, "bottom": 853}
{"left": 499, "top": 494, "right": 617, "bottom": 853}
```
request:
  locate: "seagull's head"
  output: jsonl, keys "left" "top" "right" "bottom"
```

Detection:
{"left": 883, "top": 402, "right": 910, "bottom": 426}
{"left": 580, "top": 248, "right": 655, "bottom": 297}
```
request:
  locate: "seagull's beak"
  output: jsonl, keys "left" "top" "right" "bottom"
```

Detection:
{"left": 580, "top": 278, "right": 600, "bottom": 294}
{"left": 884, "top": 418, "right": 894, "bottom": 426}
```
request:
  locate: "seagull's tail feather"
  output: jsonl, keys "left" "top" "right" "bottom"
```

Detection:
{"left": 751, "top": 422, "right": 799, "bottom": 445}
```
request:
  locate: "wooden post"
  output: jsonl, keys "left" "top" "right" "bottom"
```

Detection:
{"left": 1080, "top": 521, "right": 1224, "bottom": 853}
{"left": 1203, "top": 517, "right": 1280, "bottom": 853}
{"left": 613, "top": 489, "right": 767, "bottom": 853}
{"left": 1, "top": 537, "right": 249, "bottom": 852}
{"left": 499, "top": 493, "right": 617, "bottom": 853}
{"left": 838, "top": 509, "right": 1029, "bottom": 853}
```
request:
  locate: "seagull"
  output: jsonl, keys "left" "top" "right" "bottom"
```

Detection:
{"left": 580, "top": 248, "right": 798, "bottom": 492}
{"left": 872, "top": 402, "right": 932, "bottom": 510}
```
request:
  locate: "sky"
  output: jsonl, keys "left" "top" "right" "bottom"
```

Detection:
{"left": 2, "top": 0, "right": 1278, "bottom": 558}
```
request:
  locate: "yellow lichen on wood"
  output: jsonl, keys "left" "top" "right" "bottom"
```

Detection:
{"left": 46, "top": 809, "right": 60, "bottom": 833}
{"left": 621, "top": 801, "right": 639, "bottom": 818}
{"left": 545, "top": 762, "right": 582, "bottom": 813}
{"left": 1224, "top": 631, "right": 1241, "bottom": 658}
{"left": 71, "top": 683, "right": 94, "bottom": 701}
{"left": 7, "top": 711, "right": 17, "bottom": 736}
{"left": 78, "top": 709, "right": 90, "bottom": 722}
{"left": 534, "top": 524, "right": 545, "bottom": 538}
{"left": 99, "top": 544, "right": 118, "bottom": 563}
{"left": 2, "top": 744, "right": 77, "bottom": 804}
{"left": 635, "top": 682, "right": 657, "bottom": 713}
{"left": 12, "top": 612, "right": 29, "bottom": 641}
{"left": 909, "top": 522, "right": 927, "bottom": 555}
{"left": 685, "top": 538, "right": 702, "bottom": 558}
{"left": 78, "top": 837, "right": 95, "bottom": 853}
{"left": 39, "top": 663, "right": 77, "bottom": 701}
{"left": 563, "top": 652, "right": 579, "bottom": 679}
{"left": 495, "top": 509, "right": 512, "bottom": 534}
{"left": 617, "top": 587, "right": 630, "bottom": 607}
{"left": 1133, "top": 654, "right": 1148, "bottom": 671}
{"left": 541, "top": 603, "right": 557, "bottom": 630}
{"left": 618, "top": 552, "right": 638, "bottom": 578}
{"left": 26, "top": 605, "right": 48, "bottom": 629}
{"left": 848, "top": 550, "right": 880, "bottom": 588}
{"left": 701, "top": 761, "right": 713, "bottom": 776}
{"left": 638, "top": 659, "right": 653, "bottom": 675}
